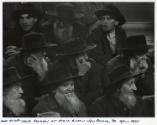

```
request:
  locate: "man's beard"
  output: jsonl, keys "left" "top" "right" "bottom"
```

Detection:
{"left": 120, "top": 93, "right": 137, "bottom": 109}
{"left": 4, "top": 97, "right": 26, "bottom": 116}
{"left": 55, "top": 91, "right": 84, "bottom": 116}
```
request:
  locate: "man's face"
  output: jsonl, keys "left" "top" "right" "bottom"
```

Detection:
{"left": 19, "top": 14, "right": 38, "bottom": 32}
{"left": 120, "top": 78, "right": 137, "bottom": 108}
{"left": 6, "top": 84, "right": 23, "bottom": 99}
{"left": 100, "top": 15, "right": 119, "bottom": 32}
{"left": 56, "top": 79, "right": 74, "bottom": 95}
{"left": 53, "top": 20, "right": 73, "bottom": 42}
{"left": 130, "top": 54, "right": 148, "bottom": 75}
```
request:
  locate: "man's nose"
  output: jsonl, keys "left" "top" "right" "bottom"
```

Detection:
{"left": 131, "top": 83, "right": 137, "bottom": 91}
{"left": 19, "top": 87, "right": 24, "bottom": 94}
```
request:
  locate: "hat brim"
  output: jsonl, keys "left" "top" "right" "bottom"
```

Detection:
{"left": 20, "top": 43, "right": 57, "bottom": 52}
{"left": 56, "top": 44, "right": 96, "bottom": 56}
{"left": 111, "top": 72, "right": 142, "bottom": 86}
{"left": 5, "top": 74, "right": 35, "bottom": 87}
{"left": 42, "top": 74, "right": 81, "bottom": 90}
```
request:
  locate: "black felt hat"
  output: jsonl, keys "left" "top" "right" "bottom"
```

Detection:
{"left": 21, "top": 32, "right": 57, "bottom": 53}
{"left": 118, "top": 35, "right": 148, "bottom": 56}
{"left": 56, "top": 37, "right": 96, "bottom": 56}
{"left": 95, "top": 5, "right": 126, "bottom": 25}
{"left": 12, "top": 3, "right": 45, "bottom": 21}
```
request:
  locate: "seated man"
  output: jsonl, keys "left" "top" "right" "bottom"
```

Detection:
{"left": 33, "top": 63, "right": 87, "bottom": 117}
{"left": 89, "top": 58, "right": 154, "bottom": 117}
{"left": 3, "top": 67, "right": 32, "bottom": 117}
{"left": 54, "top": 37, "right": 102, "bottom": 106}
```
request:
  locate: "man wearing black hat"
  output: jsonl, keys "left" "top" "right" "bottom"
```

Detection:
{"left": 4, "top": 3, "right": 45, "bottom": 58}
{"left": 89, "top": 58, "right": 153, "bottom": 117}
{"left": 111, "top": 35, "right": 154, "bottom": 96}
{"left": 3, "top": 67, "right": 31, "bottom": 117}
{"left": 87, "top": 5, "right": 127, "bottom": 66}
{"left": 44, "top": 3, "right": 87, "bottom": 45}
{"left": 5, "top": 32, "right": 57, "bottom": 116}
{"left": 33, "top": 63, "right": 87, "bottom": 117}
{"left": 53, "top": 37, "right": 102, "bottom": 107}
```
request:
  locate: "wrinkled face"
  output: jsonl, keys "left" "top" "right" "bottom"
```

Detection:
{"left": 100, "top": 15, "right": 119, "bottom": 32}
{"left": 120, "top": 78, "right": 137, "bottom": 96}
{"left": 130, "top": 54, "right": 148, "bottom": 75}
{"left": 6, "top": 85, "right": 23, "bottom": 99}
{"left": 19, "top": 14, "right": 38, "bottom": 32}
{"left": 55, "top": 79, "right": 75, "bottom": 95}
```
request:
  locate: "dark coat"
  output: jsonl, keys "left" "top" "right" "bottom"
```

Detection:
{"left": 89, "top": 95, "right": 152, "bottom": 117}
{"left": 75, "top": 59, "right": 103, "bottom": 106}
{"left": 87, "top": 26, "right": 127, "bottom": 66}
{"left": 33, "top": 95, "right": 87, "bottom": 117}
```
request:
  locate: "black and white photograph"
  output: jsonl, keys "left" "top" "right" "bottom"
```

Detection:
{"left": 2, "top": 1, "right": 155, "bottom": 119}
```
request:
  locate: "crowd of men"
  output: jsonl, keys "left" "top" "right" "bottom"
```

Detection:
{"left": 3, "top": 3, "right": 154, "bottom": 117}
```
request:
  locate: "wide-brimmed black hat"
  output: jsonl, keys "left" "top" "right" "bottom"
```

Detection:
{"left": 56, "top": 37, "right": 96, "bottom": 56}
{"left": 118, "top": 35, "right": 148, "bottom": 56}
{"left": 50, "top": 3, "right": 82, "bottom": 22}
{"left": 3, "top": 67, "right": 34, "bottom": 88}
{"left": 103, "top": 57, "right": 140, "bottom": 88}
{"left": 95, "top": 5, "right": 126, "bottom": 25}
{"left": 12, "top": 3, "right": 45, "bottom": 21}
{"left": 41, "top": 63, "right": 80, "bottom": 93}
{"left": 21, "top": 32, "right": 57, "bottom": 53}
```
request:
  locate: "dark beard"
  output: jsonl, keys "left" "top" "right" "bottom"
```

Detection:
{"left": 55, "top": 91, "right": 85, "bottom": 116}
{"left": 120, "top": 94, "right": 137, "bottom": 109}
{"left": 4, "top": 97, "right": 25, "bottom": 116}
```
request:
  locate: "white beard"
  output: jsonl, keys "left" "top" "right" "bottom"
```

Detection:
{"left": 4, "top": 97, "right": 26, "bottom": 116}
{"left": 55, "top": 91, "right": 84, "bottom": 116}
{"left": 120, "top": 94, "right": 137, "bottom": 109}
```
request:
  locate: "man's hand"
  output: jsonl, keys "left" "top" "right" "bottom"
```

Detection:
{"left": 5, "top": 46, "right": 20, "bottom": 57}
{"left": 26, "top": 54, "right": 48, "bottom": 81}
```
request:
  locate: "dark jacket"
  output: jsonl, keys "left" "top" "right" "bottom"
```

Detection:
{"left": 87, "top": 26, "right": 127, "bottom": 66}
{"left": 89, "top": 95, "right": 152, "bottom": 117}
{"left": 33, "top": 95, "right": 87, "bottom": 117}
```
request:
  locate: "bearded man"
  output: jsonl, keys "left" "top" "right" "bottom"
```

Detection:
{"left": 5, "top": 32, "right": 57, "bottom": 116}
{"left": 3, "top": 67, "right": 32, "bottom": 117}
{"left": 89, "top": 58, "right": 153, "bottom": 117}
{"left": 33, "top": 64, "right": 87, "bottom": 117}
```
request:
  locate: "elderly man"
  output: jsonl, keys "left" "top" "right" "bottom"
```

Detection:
{"left": 4, "top": 3, "right": 45, "bottom": 58}
{"left": 33, "top": 63, "right": 87, "bottom": 117}
{"left": 52, "top": 37, "right": 102, "bottom": 107}
{"left": 87, "top": 5, "right": 127, "bottom": 66}
{"left": 3, "top": 67, "right": 32, "bottom": 117}
{"left": 5, "top": 32, "right": 57, "bottom": 116}
{"left": 89, "top": 58, "right": 154, "bottom": 117}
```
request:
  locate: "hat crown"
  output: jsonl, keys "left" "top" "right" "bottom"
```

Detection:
{"left": 58, "top": 37, "right": 95, "bottom": 56}
{"left": 3, "top": 67, "right": 21, "bottom": 88}
{"left": 121, "top": 35, "right": 148, "bottom": 55}
{"left": 22, "top": 32, "right": 47, "bottom": 52}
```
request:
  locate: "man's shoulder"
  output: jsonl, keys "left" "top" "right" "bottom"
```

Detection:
{"left": 33, "top": 95, "right": 58, "bottom": 114}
